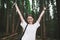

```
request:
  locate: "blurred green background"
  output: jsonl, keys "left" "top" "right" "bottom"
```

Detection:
{"left": 0, "top": 0, "right": 58, "bottom": 40}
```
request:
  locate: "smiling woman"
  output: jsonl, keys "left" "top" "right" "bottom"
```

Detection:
{"left": 27, "top": 14, "right": 34, "bottom": 24}
{"left": 14, "top": 3, "right": 46, "bottom": 40}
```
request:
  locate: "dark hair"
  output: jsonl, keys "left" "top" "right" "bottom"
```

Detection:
{"left": 27, "top": 14, "right": 34, "bottom": 18}
{"left": 25, "top": 14, "right": 35, "bottom": 24}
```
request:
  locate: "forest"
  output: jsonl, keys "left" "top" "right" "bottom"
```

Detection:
{"left": 0, "top": 0, "right": 58, "bottom": 40}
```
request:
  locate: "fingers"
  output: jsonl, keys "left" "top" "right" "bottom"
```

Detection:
{"left": 44, "top": 7, "right": 46, "bottom": 10}
{"left": 12, "top": 2, "right": 17, "bottom": 8}
{"left": 14, "top": 2, "right": 17, "bottom": 6}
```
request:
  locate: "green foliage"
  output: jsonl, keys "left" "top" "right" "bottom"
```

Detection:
{"left": 0, "top": 0, "right": 57, "bottom": 39}
{"left": 24, "top": 0, "right": 31, "bottom": 14}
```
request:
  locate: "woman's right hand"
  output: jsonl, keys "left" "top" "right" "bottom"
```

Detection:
{"left": 43, "top": 7, "right": 46, "bottom": 10}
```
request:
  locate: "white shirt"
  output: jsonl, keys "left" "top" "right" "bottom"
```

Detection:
{"left": 20, "top": 20, "right": 40, "bottom": 40}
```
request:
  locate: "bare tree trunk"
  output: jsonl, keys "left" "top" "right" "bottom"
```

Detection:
{"left": 21, "top": 0, "right": 24, "bottom": 16}
{"left": 39, "top": 0, "right": 43, "bottom": 39}
{"left": 12, "top": 8, "right": 15, "bottom": 34}
{"left": 43, "top": 14, "right": 46, "bottom": 40}
{"left": 15, "top": 19, "right": 20, "bottom": 33}
{"left": 6, "top": 10, "right": 9, "bottom": 35}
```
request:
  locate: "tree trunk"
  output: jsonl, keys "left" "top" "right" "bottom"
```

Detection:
{"left": 6, "top": 11, "right": 9, "bottom": 35}
{"left": 12, "top": 8, "right": 15, "bottom": 34}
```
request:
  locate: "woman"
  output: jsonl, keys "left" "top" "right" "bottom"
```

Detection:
{"left": 14, "top": 3, "right": 46, "bottom": 40}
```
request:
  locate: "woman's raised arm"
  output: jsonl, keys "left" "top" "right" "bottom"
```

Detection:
{"left": 14, "top": 3, "right": 25, "bottom": 22}
{"left": 37, "top": 7, "right": 46, "bottom": 22}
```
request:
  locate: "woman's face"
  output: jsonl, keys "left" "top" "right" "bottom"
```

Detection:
{"left": 27, "top": 16, "right": 34, "bottom": 24}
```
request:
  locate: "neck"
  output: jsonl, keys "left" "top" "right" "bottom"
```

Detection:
{"left": 28, "top": 23, "right": 33, "bottom": 24}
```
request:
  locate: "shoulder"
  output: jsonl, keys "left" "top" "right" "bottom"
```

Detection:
{"left": 34, "top": 21, "right": 40, "bottom": 26}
